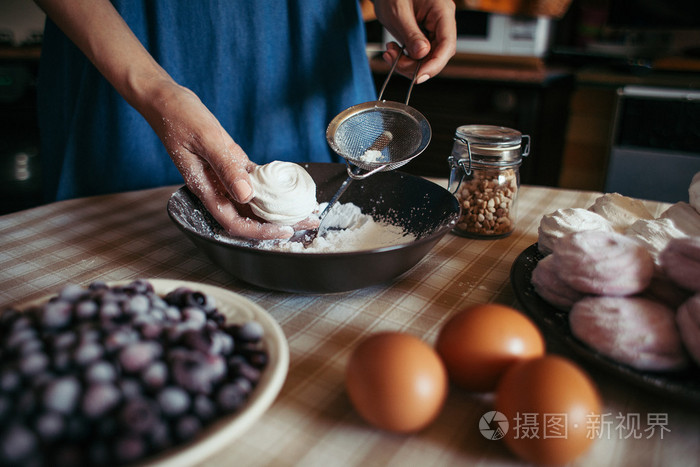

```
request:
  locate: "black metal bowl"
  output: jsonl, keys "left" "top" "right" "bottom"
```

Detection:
{"left": 167, "top": 163, "right": 460, "bottom": 293}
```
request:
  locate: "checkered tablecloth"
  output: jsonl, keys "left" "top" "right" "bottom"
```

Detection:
{"left": 1, "top": 182, "right": 696, "bottom": 467}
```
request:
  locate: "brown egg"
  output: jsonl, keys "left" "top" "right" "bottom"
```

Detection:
{"left": 495, "top": 355, "right": 602, "bottom": 466}
{"left": 345, "top": 332, "right": 448, "bottom": 433}
{"left": 435, "top": 304, "right": 545, "bottom": 392}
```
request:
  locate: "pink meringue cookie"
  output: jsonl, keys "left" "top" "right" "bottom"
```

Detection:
{"left": 689, "top": 172, "right": 700, "bottom": 214}
{"left": 553, "top": 230, "right": 654, "bottom": 296}
{"left": 570, "top": 296, "right": 689, "bottom": 371}
{"left": 531, "top": 254, "right": 587, "bottom": 310}
{"left": 659, "top": 236, "right": 700, "bottom": 292}
{"left": 642, "top": 275, "right": 693, "bottom": 309}
{"left": 677, "top": 294, "right": 700, "bottom": 366}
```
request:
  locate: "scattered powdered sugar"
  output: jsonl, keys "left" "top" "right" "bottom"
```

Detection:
{"left": 270, "top": 202, "right": 415, "bottom": 253}
{"left": 169, "top": 189, "right": 418, "bottom": 253}
{"left": 219, "top": 202, "right": 415, "bottom": 253}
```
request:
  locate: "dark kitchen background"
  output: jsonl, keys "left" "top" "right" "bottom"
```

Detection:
{"left": 0, "top": 0, "right": 43, "bottom": 215}
{"left": 1, "top": 0, "right": 699, "bottom": 215}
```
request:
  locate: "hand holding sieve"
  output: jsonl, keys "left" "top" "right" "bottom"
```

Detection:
{"left": 326, "top": 46, "right": 432, "bottom": 180}
{"left": 291, "top": 47, "right": 431, "bottom": 246}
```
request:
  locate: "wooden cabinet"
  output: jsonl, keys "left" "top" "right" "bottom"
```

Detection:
{"left": 557, "top": 67, "right": 700, "bottom": 193}
{"left": 557, "top": 85, "right": 616, "bottom": 191}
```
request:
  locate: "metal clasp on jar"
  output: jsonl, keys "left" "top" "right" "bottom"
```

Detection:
{"left": 447, "top": 134, "right": 530, "bottom": 194}
{"left": 448, "top": 137, "right": 472, "bottom": 195}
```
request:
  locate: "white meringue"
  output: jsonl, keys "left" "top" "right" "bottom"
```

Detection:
{"left": 659, "top": 202, "right": 700, "bottom": 236}
{"left": 537, "top": 207, "right": 614, "bottom": 255}
{"left": 588, "top": 192, "right": 654, "bottom": 232}
{"left": 248, "top": 161, "right": 318, "bottom": 225}
{"left": 624, "top": 217, "right": 687, "bottom": 264}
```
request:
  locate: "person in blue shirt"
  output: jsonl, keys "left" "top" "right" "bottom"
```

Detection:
{"left": 34, "top": 0, "right": 456, "bottom": 239}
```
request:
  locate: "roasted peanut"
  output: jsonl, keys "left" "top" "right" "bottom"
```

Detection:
{"left": 454, "top": 168, "right": 517, "bottom": 237}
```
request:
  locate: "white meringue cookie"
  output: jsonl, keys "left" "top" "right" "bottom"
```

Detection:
{"left": 588, "top": 192, "right": 654, "bottom": 232}
{"left": 690, "top": 172, "right": 700, "bottom": 214}
{"left": 248, "top": 161, "right": 318, "bottom": 225}
{"left": 537, "top": 208, "right": 614, "bottom": 255}
{"left": 624, "top": 218, "right": 687, "bottom": 264}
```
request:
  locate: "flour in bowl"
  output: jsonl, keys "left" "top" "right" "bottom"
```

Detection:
{"left": 257, "top": 202, "right": 415, "bottom": 252}
{"left": 210, "top": 201, "right": 416, "bottom": 253}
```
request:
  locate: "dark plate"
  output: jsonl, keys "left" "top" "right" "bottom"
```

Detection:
{"left": 168, "top": 163, "right": 460, "bottom": 294}
{"left": 510, "top": 243, "right": 700, "bottom": 406}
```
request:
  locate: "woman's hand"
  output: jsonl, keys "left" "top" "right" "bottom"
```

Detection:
{"left": 373, "top": 0, "right": 457, "bottom": 83}
{"left": 142, "top": 81, "right": 318, "bottom": 240}
{"left": 35, "top": 0, "right": 314, "bottom": 241}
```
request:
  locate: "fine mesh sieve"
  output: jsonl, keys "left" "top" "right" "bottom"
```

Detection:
{"left": 291, "top": 48, "right": 431, "bottom": 245}
{"left": 326, "top": 48, "right": 432, "bottom": 180}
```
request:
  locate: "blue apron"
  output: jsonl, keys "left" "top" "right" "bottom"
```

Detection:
{"left": 37, "top": 0, "right": 376, "bottom": 201}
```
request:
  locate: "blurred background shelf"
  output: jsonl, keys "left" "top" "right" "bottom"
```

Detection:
{"left": 369, "top": 56, "right": 575, "bottom": 188}
{"left": 1, "top": 0, "right": 699, "bottom": 216}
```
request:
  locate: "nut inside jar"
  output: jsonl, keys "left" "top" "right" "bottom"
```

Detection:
{"left": 454, "top": 168, "right": 518, "bottom": 238}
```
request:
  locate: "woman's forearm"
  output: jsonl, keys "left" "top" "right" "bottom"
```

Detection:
{"left": 35, "top": 0, "right": 174, "bottom": 112}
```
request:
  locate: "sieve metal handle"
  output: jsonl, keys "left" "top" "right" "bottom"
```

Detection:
{"left": 345, "top": 160, "right": 387, "bottom": 180}
{"left": 377, "top": 45, "right": 423, "bottom": 105}
{"left": 377, "top": 46, "right": 403, "bottom": 101}
{"left": 405, "top": 57, "right": 423, "bottom": 105}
